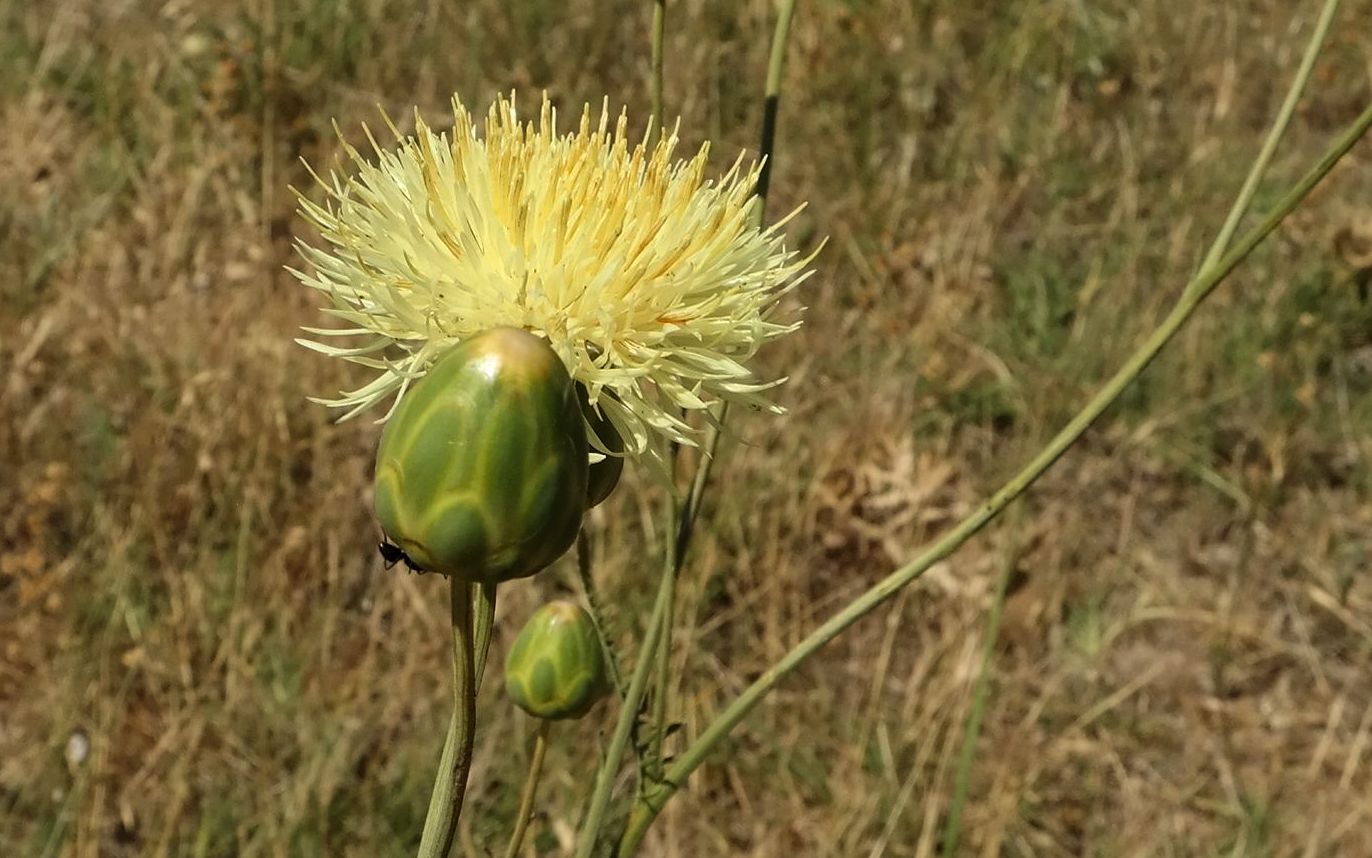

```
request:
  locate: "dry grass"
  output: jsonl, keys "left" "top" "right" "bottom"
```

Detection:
{"left": 3, "top": 0, "right": 1372, "bottom": 855}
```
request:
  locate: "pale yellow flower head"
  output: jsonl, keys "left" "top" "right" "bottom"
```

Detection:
{"left": 292, "top": 93, "right": 813, "bottom": 472}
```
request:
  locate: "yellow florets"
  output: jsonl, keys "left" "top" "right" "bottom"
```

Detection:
{"left": 292, "top": 93, "right": 814, "bottom": 473}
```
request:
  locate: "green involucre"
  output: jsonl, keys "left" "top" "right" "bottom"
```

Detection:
{"left": 504, "top": 600, "right": 607, "bottom": 720}
{"left": 373, "top": 328, "right": 588, "bottom": 583}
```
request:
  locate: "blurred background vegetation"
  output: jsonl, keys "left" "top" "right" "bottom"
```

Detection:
{"left": 3, "top": 0, "right": 1372, "bottom": 855}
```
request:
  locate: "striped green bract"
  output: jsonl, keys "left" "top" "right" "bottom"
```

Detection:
{"left": 373, "top": 328, "right": 588, "bottom": 583}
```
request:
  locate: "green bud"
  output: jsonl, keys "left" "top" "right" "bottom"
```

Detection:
{"left": 580, "top": 386, "right": 624, "bottom": 508}
{"left": 373, "top": 328, "right": 588, "bottom": 583}
{"left": 504, "top": 600, "right": 607, "bottom": 720}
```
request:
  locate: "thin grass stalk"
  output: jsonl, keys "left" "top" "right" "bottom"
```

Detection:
{"left": 752, "top": 0, "right": 798, "bottom": 229}
{"left": 661, "top": 0, "right": 800, "bottom": 597}
{"left": 670, "top": 0, "right": 799, "bottom": 563}
{"left": 941, "top": 508, "right": 1023, "bottom": 856}
{"left": 644, "top": 0, "right": 676, "bottom": 776}
{"left": 616, "top": 100, "right": 1372, "bottom": 854}
{"left": 669, "top": 0, "right": 801, "bottom": 565}
{"left": 503, "top": 720, "right": 552, "bottom": 858}
{"left": 608, "top": 4, "right": 800, "bottom": 850}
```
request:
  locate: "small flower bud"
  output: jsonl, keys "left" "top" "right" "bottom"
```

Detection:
{"left": 504, "top": 600, "right": 607, "bottom": 720}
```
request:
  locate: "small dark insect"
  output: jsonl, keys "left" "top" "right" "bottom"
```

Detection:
{"left": 378, "top": 539, "right": 429, "bottom": 574}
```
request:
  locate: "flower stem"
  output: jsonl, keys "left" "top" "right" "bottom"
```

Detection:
{"left": 416, "top": 579, "right": 492, "bottom": 858}
{"left": 502, "top": 720, "right": 552, "bottom": 858}
{"left": 575, "top": 495, "right": 680, "bottom": 858}
{"left": 617, "top": 99, "right": 1372, "bottom": 856}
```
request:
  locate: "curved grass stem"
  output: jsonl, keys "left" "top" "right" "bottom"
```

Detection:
{"left": 942, "top": 4, "right": 1342, "bottom": 852}
{"left": 616, "top": 100, "right": 1372, "bottom": 856}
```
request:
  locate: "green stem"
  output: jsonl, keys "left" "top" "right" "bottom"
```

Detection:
{"left": 577, "top": 530, "right": 627, "bottom": 700}
{"left": 617, "top": 101, "right": 1372, "bottom": 856}
{"left": 575, "top": 496, "right": 680, "bottom": 858}
{"left": 503, "top": 720, "right": 552, "bottom": 858}
{"left": 474, "top": 581, "right": 498, "bottom": 686}
{"left": 642, "top": 403, "right": 727, "bottom": 777}
{"left": 673, "top": 404, "right": 728, "bottom": 569}
{"left": 417, "top": 579, "right": 482, "bottom": 858}
{"left": 1198, "top": 0, "right": 1341, "bottom": 272}
{"left": 646, "top": 492, "right": 681, "bottom": 782}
